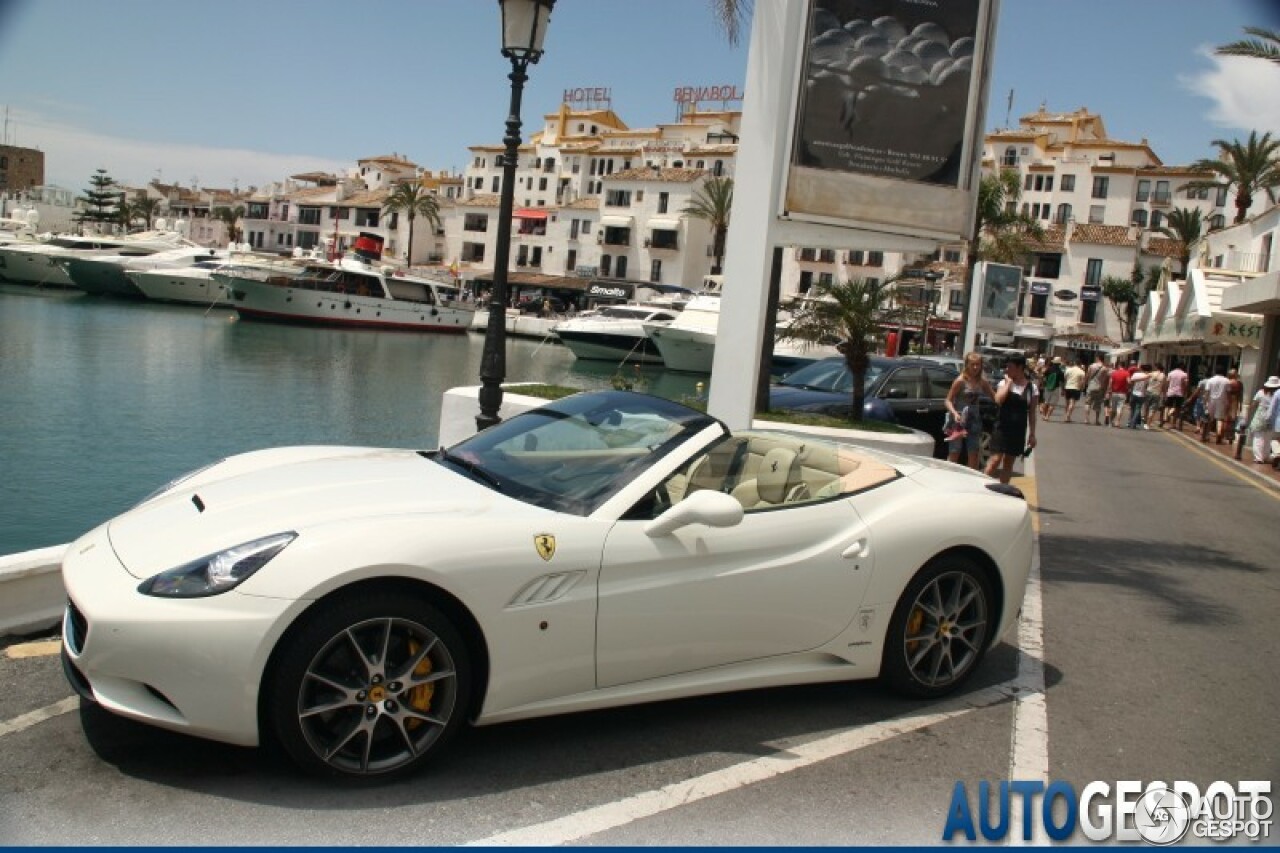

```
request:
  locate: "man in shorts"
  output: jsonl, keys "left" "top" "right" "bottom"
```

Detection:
{"left": 1107, "top": 360, "right": 1131, "bottom": 427}
{"left": 1062, "top": 357, "right": 1086, "bottom": 423}
{"left": 1084, "top": 353, "right": 1110, "bottom": 425}
{"left": 1164, "top": 361, "right": 1188, "bottom": 430}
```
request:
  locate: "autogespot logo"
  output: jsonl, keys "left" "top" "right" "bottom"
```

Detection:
{"left": 942, "top": 780, "right": 1272, "bottom": 844}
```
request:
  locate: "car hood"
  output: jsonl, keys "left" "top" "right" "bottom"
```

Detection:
{"left": 108, "top": 447, "right": 503, "bottom": 579}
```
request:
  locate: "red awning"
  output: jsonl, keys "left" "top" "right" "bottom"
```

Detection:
{"left": 514, "top": 208, "right": 548, "bottom": 220}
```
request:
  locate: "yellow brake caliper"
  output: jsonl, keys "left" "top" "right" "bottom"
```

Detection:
{"left": 405, "top": 639, "right": 435, "bottom": 730}
{"left": 906, "top": 607, "right": 924, "bottom": 657}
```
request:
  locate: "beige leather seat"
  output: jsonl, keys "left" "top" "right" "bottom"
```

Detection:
{"left": 731, "top": 446, "right": 808, "bottom": 509}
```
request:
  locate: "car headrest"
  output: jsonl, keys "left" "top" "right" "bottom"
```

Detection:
{"left": 756, "top": 447, "right": 800, "bottom": 505}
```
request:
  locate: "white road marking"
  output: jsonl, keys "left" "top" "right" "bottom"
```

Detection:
{"left": 1009, "top": 456, "right": 1049, "bottom": 845}
{"left": 470, "top": 679, "right": 1020, "bottom": 847}
{"left": 0, "top": 696, "right": 78, "bottom": 739}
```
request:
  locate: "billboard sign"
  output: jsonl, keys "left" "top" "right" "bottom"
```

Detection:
{"left": 977, "top": 262, "right": 1022, "bottom": 333}
{"left": 784, "top": 0, "right": 998, "bottom": 242}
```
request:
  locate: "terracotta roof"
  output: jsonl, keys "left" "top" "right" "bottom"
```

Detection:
{"left": 986, "top": 130, "right": 1041, "bottom": 140}
{"left": 604, "top": 167, "right": 706, "bottom": 183}
{"left": 290, "top": 187, "right": 336, "bottom": 203}
{"left": 358, "top": 154, "right": 418, "bottom": 168}
{"left": 1024, "top": 226, "right": 1066, "bottom": 252}
{"left": 338, "top": 188, "right": 390, "bottom": 207}
{"left": 564, "top": 197, "right": 600, "bottom": 210}
{"left": 686, "top": 144, "right": 737, "bottom": 155}
{"left": 1144, "top": 237, "right": 1184, "bottom": 258}
{"left": 459, "top": 194, "right": 503, "bottom": 208}
{"left": 290, "top": 171, "right": 338, "bottom": 185}
{"left": 1137, "top": 166, "right": 1215, "bottom": 177}
{"left": 1071, "top": 224, "right": 1137, "bottom": 247}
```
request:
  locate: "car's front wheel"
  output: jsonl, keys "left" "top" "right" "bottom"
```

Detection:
{"left": 881, "top": 557, "right": 993, "bottom": 699}
{"left": 266, "top": 591, "right": 471, "bottom": 780}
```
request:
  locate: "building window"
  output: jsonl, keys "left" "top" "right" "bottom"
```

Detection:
{"left": 1092, "top": 176, "right": 1109, "bottom": 199}
{"left": 600, "top": 255, "right": 611, "bottom": 277}
{"left": 1088, "top": 205, "right": 1105, "bottom": 224}
{"left": 1029, "top": 292, "right": 1048, "bottom": 319}
{"left": 650, "top": 259, "right": 662, "bottom": 283}
{"left": 491, "top": 176, "right": 499, "bottom": 192}
{"left": 1216, "top": 185, "right": 1228, "bottom": 207}
{"left": 847, "top": 250, "right": 864, "bottom": 265}
{"left": 1210, "top": 214, "right": 1225, "bottom": 230}
{"left": 1056, "top": 203, "right": 1072, "bottom": 224}
{"left": 1154, "top": 181, "right": 1170, "bottom": 204}
{"left": 616, "top": 256, "right": 628, "bottom": 278}
{"left": 1131, "top": 209, "right": 1148, "bottom": 227}
{"left": 949, "top": 289, "right": 965, "bottom": 310}
{"left": 944, "top": 248, "right": 962, "bottom": 263}
{"left": 867, "top": 251, "right": 883, "bottom": 266}
{"left": 1044, "top": 176, "right": 1053, "bottom": 192}
{"left": 1151, "top": 210, "right": 1164, "bottom": 229}
{"left": 713, "top": 161, "right": 724, "bottom": 176}
{"left": 1085, "top": 258, "right": 1103, "bottom": 287}
{"left": 1002, "top": 147, "right": 1018, "bottom": 167}
{"left": 1034, "top": 254, "right": 1061, "bottom": 279}
{"left": 798, "top": 270, "right": 813, "bottom": 293}
{"left": 569, "top": 219, "right": 579, "bottom": 239}
{"left": 538, "top": 177, "right": 547, "bottom": 191}
{"left": 818, "top": 272, "right": 834, "bottom": 287}
{"left": 819, "top": 249, "right": 836, "bottom": 263}
{"left": 658, "top": 192, "right": 669, "bottom": 214}
{"left": 1024, "top": 174, "right": 1034, "bottom": 191}
{"left": 604, "top": 189, "right": 631, "bottom": 207}
{"left": 1061, "top": 174, "right": 1076, "bottom": 192}
{"left": 1136, "top": 179, "right": 1150, "bottom": 202}
{"left": 1079, "top": 298, "right": 1099, "bottom": 324}
{"left": 566, "top": 248, "right": 577, "bottom": 271}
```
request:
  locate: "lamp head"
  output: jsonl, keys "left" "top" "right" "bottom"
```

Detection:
{"left": 499, "top": 0, "right": 555, "bottom": 63}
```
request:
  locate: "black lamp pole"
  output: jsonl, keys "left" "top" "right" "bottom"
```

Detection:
{"left": 477, "top": 0, "right": 553, "bottom": 432}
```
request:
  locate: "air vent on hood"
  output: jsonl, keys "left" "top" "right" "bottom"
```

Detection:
{"left": 508, "top": 571, "right": 586, "bottom": 607}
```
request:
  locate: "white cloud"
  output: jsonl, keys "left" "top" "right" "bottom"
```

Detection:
{"left": 5, "top": 108, "right": 351, "bottom": 192}
{"left": 1180, "top": 48, "right": 1280, "bottom": 139}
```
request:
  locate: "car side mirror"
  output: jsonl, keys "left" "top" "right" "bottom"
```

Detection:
{"left": 644, "top": 489, "right": 744, "bottom": 538}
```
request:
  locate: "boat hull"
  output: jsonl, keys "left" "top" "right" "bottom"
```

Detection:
{"left": 128, "top": 270, "right": 229, "bottom": 306}
{"left": 0, "top": 248, "right": 76, "bottom": 287}
{"left": 555, "top": 329, "right": 663, "bottom": 364}
{"left": 64, "top": 258, "right": 145, "bottom": 298}
{"left": 647, "top": 325, "right": 716, "bottom": 373}
{"left": 222, "top": 275, "right": 473, "bottom": 334}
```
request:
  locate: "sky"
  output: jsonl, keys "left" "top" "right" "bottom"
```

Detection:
{"left": 0, "top": 0, "right": 1278, "bottom": 193}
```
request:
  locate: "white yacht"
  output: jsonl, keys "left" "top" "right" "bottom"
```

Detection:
{"left": 644, "top": 293, "right": 839, "bottom": 374}
{"left": 213, "top": 233, "right": 475, "bottom": 334}
{"left": 552, "top": 303, "right": 682, "bottom": 364}
{"left": 0, "top": 231, "right": 194, "bottom": 289}
{"left": 62, "top": 245, "right": 222, "bottom": 298}
{"left": 125, "top": 252, "right": 237, "bottom": 306}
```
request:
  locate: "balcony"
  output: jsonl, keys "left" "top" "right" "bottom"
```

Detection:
{"left": 1206, "top": 250, "right": 1272, "bottom": 275}
{"left": 1151, "top": 191, "right": 1172, "bottom": 205}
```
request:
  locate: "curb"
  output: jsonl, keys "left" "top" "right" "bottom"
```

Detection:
{"left": 0, "top": 544, "right": 67, "bottom": 637}
{"left": 1162, "top": 427, "right": 1280, "bottom": 493}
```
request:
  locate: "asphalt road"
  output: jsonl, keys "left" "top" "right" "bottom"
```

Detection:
{"left": 0, "top": 421, "right": 1274, "bottom": 845}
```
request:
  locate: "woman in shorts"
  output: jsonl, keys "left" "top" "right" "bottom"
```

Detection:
{"left": 945, "top": 352, "right": 996, "bottom": 470}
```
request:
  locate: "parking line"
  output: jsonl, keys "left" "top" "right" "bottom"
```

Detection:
{"left": 0, "top": 696, "right": 78, "bottom": 739}
{"left": 1007, "top": 457, "right": 1049, "bottom": 846}
{"left": 5, "top": 639, "right": 62, "bottom": 659}
{"left": 470, "top": 679, "right": 1021, "bottom": 846}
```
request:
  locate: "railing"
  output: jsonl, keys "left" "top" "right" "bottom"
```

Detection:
{"left": 1207, "top": 250, "right": 1272, "bottom": 274}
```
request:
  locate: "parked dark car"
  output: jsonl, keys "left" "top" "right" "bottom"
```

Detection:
{"left": 769, "top": 356, "right": 996, "bottom": 459}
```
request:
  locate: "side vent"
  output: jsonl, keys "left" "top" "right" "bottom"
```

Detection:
{"left": 508, "top": 571, "right": 586, "bottom": 607}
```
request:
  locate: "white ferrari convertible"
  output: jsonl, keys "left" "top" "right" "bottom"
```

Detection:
{"left": 61, "top": 390, "right": 1032, "bottom": 779}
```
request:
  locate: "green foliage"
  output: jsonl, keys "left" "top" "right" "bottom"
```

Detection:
{"left": 682, "top": 176, "right": 733, "bottom": 274}
{"left": 214, "top": 205, "right": 246, "bottom": 244}
{"left": 1188, "top": 131, "right": 1280, "bottom": 224}
{"left": 75, "top": 169, "right": 123, "bottom": 229}
{"left": 1102, "top": 275, "right": 1141, "bottom": 342}
{"left": 779, "top": 275, "right": 899, "bottom": 422}
{"left": 126, "top": 196, "right": 163, "bottom": 230}
{"left": 1215, "top": 26, "right": 1280, "bottom": 65}
{"left": 382, "top": 182, "right": 441, "bottom": 266}
{"left": 1153, "top": 207, "right": 1204, "bottom": 276}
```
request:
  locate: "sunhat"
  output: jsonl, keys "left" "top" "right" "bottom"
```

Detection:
{"left": 1265, "top": 376, "right": 1280, "bottom": 389}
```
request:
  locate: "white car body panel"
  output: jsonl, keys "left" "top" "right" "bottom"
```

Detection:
{"left": 61, "top": 392, "right": 1034, "bottom": 760}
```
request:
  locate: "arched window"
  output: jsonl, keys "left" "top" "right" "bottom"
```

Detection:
{"left": 1002, "top": 147, "right": 1017, "bottom": 167}
{"left": 1131, "top": 209, "right": 1148, "bottom": 228}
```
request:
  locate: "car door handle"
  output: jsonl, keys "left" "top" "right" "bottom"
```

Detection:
{"left": 915, "top": 407, "right": 930, "bottom": 414}
{"left": 841, "top": 539, "right": 869, "bottom": 560}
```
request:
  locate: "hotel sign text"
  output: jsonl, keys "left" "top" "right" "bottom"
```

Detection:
{"left": 673, "top": 85, "right": 744, "bottom": 104}
{"left": 563, "top": 87, "right": 612, "bottom": 105}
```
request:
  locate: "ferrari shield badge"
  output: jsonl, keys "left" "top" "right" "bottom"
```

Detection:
{"left": 534, "top": 533, "right": 556, "bottom": 562}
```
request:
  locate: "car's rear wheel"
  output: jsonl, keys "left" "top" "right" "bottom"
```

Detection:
{"left": 266, "top": 591, "right": 471, "bottom": 780}
{"left": 881, "top": 557, "right": 993, "bottom": 699}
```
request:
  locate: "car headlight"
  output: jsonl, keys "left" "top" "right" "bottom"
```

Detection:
{"left": 135, "top": 459, "right": 226, "bottom": 507}
{"left": 138, "top": 532, "right": 297, "bottom": 598}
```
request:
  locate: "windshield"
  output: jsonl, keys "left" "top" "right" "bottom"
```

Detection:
{"left": 437, "top": 391, "right": 719, "bottom": 516}
{"left": 779, "top": 359, "right": 886, "bottom": 394}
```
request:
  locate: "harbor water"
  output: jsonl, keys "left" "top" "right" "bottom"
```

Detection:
{"left": 0, "top": 285, "right": 706, "bottom": 555}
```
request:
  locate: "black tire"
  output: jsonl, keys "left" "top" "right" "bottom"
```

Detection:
{"left": 266, "top": 591, "right": 472, "bottom": 780}
{"left": 881, "top": 556, "right": 994, "bottom": 699}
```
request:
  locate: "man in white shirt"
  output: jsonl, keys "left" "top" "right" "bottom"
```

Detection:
{"left": 1202, "top": 367, "right": 1231, "bottom": 443}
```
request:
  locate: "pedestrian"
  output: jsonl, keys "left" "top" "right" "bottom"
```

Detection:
{"left": 1127, "top": 363, "right": 1149, "bottom": 429}
{"left": 1107, "top": 360, "right": 1131, "bottom": 427}
{"left": 1040, "top": 356, "right": 1064, "bottom": 421}
{"left": 945, "top": 351, "right": 996, "bottom": 470}
{"left": 1083, "top": 353, "right": 1110, "bottom": 425}
{"left": 1062, "top": 357, "right": 1086, "bottom": 423}
{"left": 1225, "top": 368, "right": 1244, "bottom": 443}
{"left": 1164, "top": 361, "right": 1189, "bottom": 431}
{"left": 1201, "top": 366, "right": 1231, "bottom": 443}
{"left": 1244, "top": 376, "right": 1280, "bottom": 464}
{"left": 1144, "top": 363, "right": 1166, "bottom": 428}
{"left": 985, "top": 353, "right": 1037, "bottom": 485}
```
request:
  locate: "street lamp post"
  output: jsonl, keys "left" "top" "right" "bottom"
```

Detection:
{"left": 476, "top": 0, "right": 555, "bottom": 432}
{"left": 919, "top": 271, "right": 942, "bottom": 353}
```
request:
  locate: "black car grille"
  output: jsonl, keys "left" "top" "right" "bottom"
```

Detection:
{"left": 65, "top": 599, "right": 88, "bottom": 654}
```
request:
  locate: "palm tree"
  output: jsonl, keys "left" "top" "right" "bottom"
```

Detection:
{"left": 683, "top": 176, "right": 733, "bottom": 274}
{"left": 382, "top": 182, "right": 440, "bottom": 266}
{"left": 707, "top": 0, "right": 750, "bottom": 46}
{"left": 1215, "top": 26, "right": 1280, "bottom": 65}
{"left": 1189, "top": 131, "right": 1280, "bottom": 224}
{"left": 213, "top": 205, "right": 245, "bottom": 245}
{"left": 1153, "top": 207, "right": 1203, "bottom": 277}
{"left": 778, "top": 275, "right": 898, "bottom": 422}
{"left": 129, "top": 195, "right": 162, "bottom": 229}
